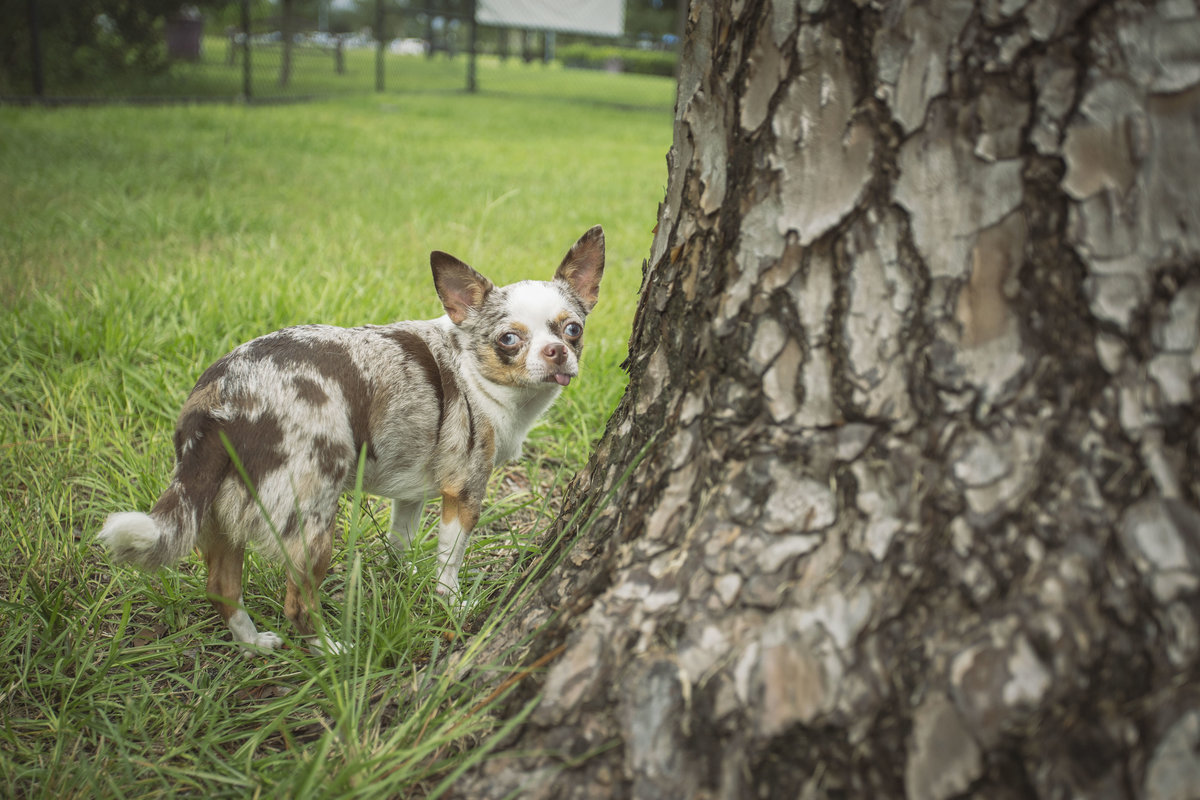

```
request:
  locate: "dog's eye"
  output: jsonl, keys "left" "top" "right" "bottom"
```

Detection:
{"left": 497, "top": 332, "right": 522, "bottom": 348}
{"left": 564, "top": 322, "right": 583, "bottom": 338}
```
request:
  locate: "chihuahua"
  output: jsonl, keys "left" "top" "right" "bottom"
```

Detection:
{"left": 98, "top": 226, "right": 605, "bottom": 652}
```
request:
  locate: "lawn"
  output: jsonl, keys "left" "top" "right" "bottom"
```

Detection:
{"left": 0, "top": 63, "right": 673, "bottom": 797}
{"left": 28, "top": 35, "right": 677, "bottom": 110}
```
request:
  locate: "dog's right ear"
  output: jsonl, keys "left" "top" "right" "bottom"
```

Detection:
{"left": 554, "top": 225, "right": 605, "bottom": 313}
{"left": 431, "top": 251, "right": 495, "bottom": 324}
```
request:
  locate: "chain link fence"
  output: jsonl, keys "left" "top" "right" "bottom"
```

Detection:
{"left": 1, "top": 1, "right": 681, "bottom": 106}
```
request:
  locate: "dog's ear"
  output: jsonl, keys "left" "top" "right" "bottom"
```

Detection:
{"left": 554, "top": 225, "right": 605, "bottom": 313}
{"left": 431, "top": 251, "right": 495, "bottom": 324}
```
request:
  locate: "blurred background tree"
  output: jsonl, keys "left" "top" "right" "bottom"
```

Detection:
{"left": 0, "top": 0, "right": 235, "bottom": 93}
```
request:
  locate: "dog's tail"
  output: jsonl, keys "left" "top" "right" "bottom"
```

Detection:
{"left": 99, "top": 421, "right": 229, "bottom": 569}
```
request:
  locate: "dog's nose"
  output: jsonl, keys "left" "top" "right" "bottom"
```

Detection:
{"left": 542, "top": 343, "right": 567, "bottom": 364}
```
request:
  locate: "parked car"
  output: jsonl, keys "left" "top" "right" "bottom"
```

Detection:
{"left": 389, "top": 38, "right": 428, "bottom": 56}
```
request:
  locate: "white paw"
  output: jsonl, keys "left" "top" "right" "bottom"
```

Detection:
{"left": 311, "top": 636, "right": 351, "bottom": 655}
{"left": 436, "top": 578, "right": 477, "bottom": 613}
{"left": 239, "top": 630, "right": 283, "bottom": 657}
{"left": 256, "top": 631, "right": 283, "bottom": 649}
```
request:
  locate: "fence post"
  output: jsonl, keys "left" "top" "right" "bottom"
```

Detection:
{"left": 241, "top": 0, "right": 252, "bottom": 100}
{"left": 27, "top": 0, "right": 44, "bottom": 97}
{"left": 466, "top": 0, "right": 477, "bottom": 93}
{"left": 375, "top": 0, "right": 385, "bottom": 92}
{"left": 279, "top": 0, "right": 294, "bottom": 88}
{"left": 425, "top": 6, "right": 436, "bottom": 59}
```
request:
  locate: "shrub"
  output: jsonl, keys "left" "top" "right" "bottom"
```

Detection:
{"left": 558, "top": 43, "right": 676, "bottom": 77}
{"left": 0, "top": 0, "right": 229, "bottom": 94}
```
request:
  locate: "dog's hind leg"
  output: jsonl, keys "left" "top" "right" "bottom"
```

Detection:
{"left": 283, "top": 521, "right": 333, "bottom": 644}
{"left": 204, "top": 533, "right": 283, "bottom": 653}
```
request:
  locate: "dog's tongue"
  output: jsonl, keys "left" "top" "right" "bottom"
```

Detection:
{"left": 553, "top": 373, "right": 572, "bottom": 387}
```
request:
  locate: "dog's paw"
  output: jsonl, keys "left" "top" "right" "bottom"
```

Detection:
{"left": 436, "top": 579, "right": 478, "bottom": 614}
{"left": 311, "top": 636, "right": 352, "bottom": 656}
{"left": 239, "top": 630, "right": 284, "bottom": 657}
{"left": 256, "top": 631, "right": 283, "bottom": 648}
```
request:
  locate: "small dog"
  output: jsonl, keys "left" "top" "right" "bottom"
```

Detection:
{"left": 99, "top": 226, "right": 604, "bottom": 651}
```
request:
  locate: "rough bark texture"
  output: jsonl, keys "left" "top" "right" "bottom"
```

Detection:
{"left": 456, "top": 1, "right": 1200, "bottom": 798}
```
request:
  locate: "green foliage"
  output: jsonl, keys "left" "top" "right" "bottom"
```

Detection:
{"left": 0, "top": 0, "right": 233, "bottom": 94}
{"left": 624, "top": 0, "right": 681, "bottom": 40}
{"left": 558, "top": 43, "right": 678, "bottom": 77}
{"left": 0, "top": 68, "right": 672, "bottom": 796}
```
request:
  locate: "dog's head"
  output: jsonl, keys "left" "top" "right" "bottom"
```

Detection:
{"left": 431, "top": 226, "right": 605, "bottom": 389}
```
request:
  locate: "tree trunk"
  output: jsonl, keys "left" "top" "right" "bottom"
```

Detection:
{"left": 456, "top": 1, "right": 1200, "bottom": 797}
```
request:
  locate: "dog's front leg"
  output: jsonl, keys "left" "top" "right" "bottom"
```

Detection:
{"left": 435, "top": 491, "right": 479, "bottom": 598}
{"left": 389, "top": 498, "right": 425, "bottom": 553}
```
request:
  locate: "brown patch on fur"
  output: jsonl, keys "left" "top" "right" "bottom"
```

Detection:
{"left": 476, "top": 333, "right": 530, "bottom": 387}
{"left": 313, "top": 355, "right": 374, "bottom": 462}
{"left": 439, "top": 475, "right": 466, "bottom": 500}
{"left": 176, "top": 378, "right": 222, "bottom": 461}
{"left": 465, "top": 395, "right": 478, "bottom": 453}
{"left": 248, "top": 331, "right": 376, "bottom": 461}
{"left": 441, "top": 491, "right": 480, "bottom": 531}
{"left": 161, "top": 399, "right": 235, "bottom": 561}
{"left": 222, "top": 410, "right": 287, "bottom": 492}
{"left": 461, "top": 416, "right": 495, "bottom": 463}
{"left": 314, "top": 434, "right": 352, "bottom": 485}
{"left": 190, "top": 353, "right": 232, "bottom": 398}
{"left": 549, "top": 312, "right": 584, "bottom": 355}
{"left": 479, "top": 423, "right": 496, "bottom": 464}
{"left": 180, "top": 379, "right": 221, "bottom": 422}
{"left": 292, "top": 375, "right": 329, "bottom": 406}
{"left": 151, "top": 487, "right": 184, "bottom": 522}
{"left": 280, "top": 508, "right": 301, "bottom": 539}
{"left": 385, "top": 330, "right": 441, "bottom": 394}
{"left": 175, "top": 409, "right": 207, "bottom": 461}
{"left": 499, "top": 322, "right": 530, "bottom": 353}
{"left": 228, "top": 391, "right": 261, "bottom": 417}
{"left": 381, "top": 329, "right": 460, "bottom": 438}
{"left": 549, "top": 311, "right": 575, "bottom": 333}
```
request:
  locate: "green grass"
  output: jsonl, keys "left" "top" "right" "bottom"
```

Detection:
{"left": 30, "top": 36, "right": 677, "bottom": 110}
{"left": 0, "top": 64, "right": 671, "bottom": 797}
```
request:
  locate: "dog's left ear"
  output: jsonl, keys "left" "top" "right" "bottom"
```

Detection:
{"left": 554, "top": 225, "right": 605, "bottom": 313}
{"left": 431, "top": 251, "right": 495, "bottom": 324}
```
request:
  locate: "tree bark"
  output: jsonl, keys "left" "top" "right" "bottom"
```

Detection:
{"left": 456, "top": 1, "right": 1200, "bottom": 798}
